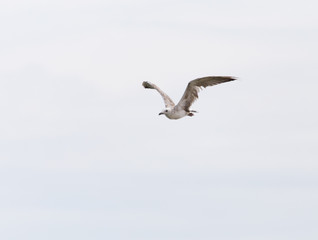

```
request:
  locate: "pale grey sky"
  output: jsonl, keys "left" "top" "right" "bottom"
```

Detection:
{"left": 0, "top": 0, "right": 317, "bottom": 239}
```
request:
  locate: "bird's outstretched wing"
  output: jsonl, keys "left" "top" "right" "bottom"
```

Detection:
{"left": 175, "top": 76, "right": 236, "bottom": 111}
{"left": 142, "top": 81, "right": 175, "bottom": 108}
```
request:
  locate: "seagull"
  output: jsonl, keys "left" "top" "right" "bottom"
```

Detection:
{"left": 142, "top": 76, "right": 236, "bottom": 120}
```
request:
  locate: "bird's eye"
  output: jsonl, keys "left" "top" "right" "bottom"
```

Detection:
{"left": 165, "top": 110, "right": 168, "bottom": 112}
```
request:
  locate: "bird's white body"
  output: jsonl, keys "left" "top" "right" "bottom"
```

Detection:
{"left": 163, "top": 109, "right": 188, "bottom": 119}
{"left": 142, "top": 76, "right": 236, "bottom": 120}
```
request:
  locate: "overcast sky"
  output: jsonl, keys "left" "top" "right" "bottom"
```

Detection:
{"left": 0, "top": 0, "right": 317, "bottom": 239}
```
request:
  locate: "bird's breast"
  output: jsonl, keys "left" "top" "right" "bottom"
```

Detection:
{"left": 165, "top": 110, "right": 187, "bottom": 119}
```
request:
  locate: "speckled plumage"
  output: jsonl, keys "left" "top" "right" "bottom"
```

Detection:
{"left": 142, "top": 76, "right": 236, "bottom": 120}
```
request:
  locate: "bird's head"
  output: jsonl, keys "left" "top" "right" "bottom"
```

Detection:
{"left": 159, "top": 108, "right": 170, "bottom": 116}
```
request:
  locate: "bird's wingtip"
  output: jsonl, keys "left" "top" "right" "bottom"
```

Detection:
{"left": 224, "top": 76, "right": 237, "bottom": 82}
{"left": 142, "top": 81, "right": 154, "bottom": 89}
{"left": 228, "top": 76, "right": 237, "bottom": 81}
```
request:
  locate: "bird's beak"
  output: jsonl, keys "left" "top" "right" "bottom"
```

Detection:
{"left": 159, "top": 112, "right": 163, "bottom": 115}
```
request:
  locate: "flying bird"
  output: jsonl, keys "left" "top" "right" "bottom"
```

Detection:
{"left": 142, "top": 76, "right": 236, "bottom": 119}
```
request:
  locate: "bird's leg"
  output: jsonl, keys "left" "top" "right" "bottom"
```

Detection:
{"left": 188, "top": 110, "right": 198, "bottom": 117}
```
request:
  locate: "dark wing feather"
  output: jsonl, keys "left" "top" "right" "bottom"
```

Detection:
{"left": 142, "top": 81, "right": 175, "bottom": 108}
{"left": 175, "top": 76, "right": 236, "bottom": 111}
